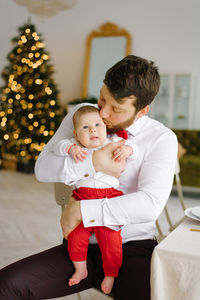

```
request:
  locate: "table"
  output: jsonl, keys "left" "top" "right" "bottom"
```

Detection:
{"left": 151, "top": 217, "right": 200, "bottom": 300}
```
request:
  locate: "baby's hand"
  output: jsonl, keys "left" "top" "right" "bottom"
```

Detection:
{"left": 68, "top": 145, "right": 88, "bottom": 163}
{"left": 113, "top": 145, "right": 133, "bottom": 162}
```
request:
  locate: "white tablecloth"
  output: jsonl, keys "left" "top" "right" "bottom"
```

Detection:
{"left": 151, "top": 217, "right": 200, "bottom": 300}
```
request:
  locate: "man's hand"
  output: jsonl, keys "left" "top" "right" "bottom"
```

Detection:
{"left": 92, "top": 139, "right": 126, "bottom": 178}
{"left": 60, "top": 197, "right": 82, "bottom": 239}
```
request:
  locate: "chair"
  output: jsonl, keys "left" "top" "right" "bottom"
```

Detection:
{"left": 54, "top": 182, "right": 73, "bottom": 211}
{"left": 156, "top": 158, "right": 186, "bottom": 241}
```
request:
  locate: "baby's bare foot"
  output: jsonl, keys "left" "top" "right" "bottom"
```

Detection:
{"left": 68, "top": 270, "right": 88, "bottom": 286}
{"left": 101, "top": 276, "right": 115, "bottom": 294}
{"left": 68, "top": 261, "right": 88, "bottom": 286}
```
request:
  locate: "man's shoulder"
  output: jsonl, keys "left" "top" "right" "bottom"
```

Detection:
{"left": 143, "top": 117, "right": 177, "bottom": 146}
{"left": 145, "top": 116, "right": 175, "bottom": 135}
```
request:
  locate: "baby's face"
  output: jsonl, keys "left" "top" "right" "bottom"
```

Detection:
{"left": 74, "top": 112, "right": 107, "bottom": 148}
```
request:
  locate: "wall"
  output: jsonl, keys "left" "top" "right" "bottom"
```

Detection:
{"left": 0, "top": 0, "right": 200, "bottom": 108}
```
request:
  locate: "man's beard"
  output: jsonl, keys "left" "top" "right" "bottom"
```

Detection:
{"left": 103, "top": 113, "right": 136, "bottom": 134}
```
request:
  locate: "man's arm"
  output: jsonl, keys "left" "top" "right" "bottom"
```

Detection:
{"left": 35, "top": 108, "right": 74, "bottom": 182}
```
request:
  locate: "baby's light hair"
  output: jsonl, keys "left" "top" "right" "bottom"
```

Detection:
{"left": 73, "top": 105, "right": 100, "bottom": 129}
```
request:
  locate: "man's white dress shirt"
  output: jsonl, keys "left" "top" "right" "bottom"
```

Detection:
{"left": 35, "top": 103, "right": 178, "bottom": 243}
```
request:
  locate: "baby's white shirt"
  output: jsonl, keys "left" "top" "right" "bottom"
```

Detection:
{"left": 53, "top": 135, "right": 139, "bottom": 190}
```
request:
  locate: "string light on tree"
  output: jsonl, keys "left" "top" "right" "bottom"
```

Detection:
{"left": 0, "top": 21, "right": 63, "bottom": 172}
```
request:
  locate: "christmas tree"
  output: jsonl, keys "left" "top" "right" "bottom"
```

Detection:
{"left": 0, "top": 21, "right": 63, "bottom": 172}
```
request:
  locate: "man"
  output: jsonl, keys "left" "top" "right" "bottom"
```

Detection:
{"left": 0, "top": 55, "right": 177, "bottom": 300}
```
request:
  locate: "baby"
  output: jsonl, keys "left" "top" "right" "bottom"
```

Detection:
{"left": 53, "top": 105, "right": 138, "bottom": 294}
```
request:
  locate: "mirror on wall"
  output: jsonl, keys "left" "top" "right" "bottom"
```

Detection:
{"left": 82, "top": 22, "right": 132, "bottom": 99}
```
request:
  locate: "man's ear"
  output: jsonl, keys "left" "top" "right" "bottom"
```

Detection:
{"left": 136, "top": 105, "right": 150, "bottom": 119}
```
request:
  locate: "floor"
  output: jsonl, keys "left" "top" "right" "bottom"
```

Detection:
{"left": 0, "top": 170, "right": 199, "bottom": 300}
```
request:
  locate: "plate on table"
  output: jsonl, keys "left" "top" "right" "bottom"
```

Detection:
{"left": 184, "top": 207, "right": 200, "bottom": 221}
{"left": 191, "top": 206, "right": 200, "bottom": 218}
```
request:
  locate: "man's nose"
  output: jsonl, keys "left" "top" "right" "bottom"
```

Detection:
{"left": 100, "top": 105, "right": 110, "bottom": 118}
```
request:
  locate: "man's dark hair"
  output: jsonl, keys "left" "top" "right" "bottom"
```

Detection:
{"left": 104, "top": 55, "right": 160, "bottom": 112}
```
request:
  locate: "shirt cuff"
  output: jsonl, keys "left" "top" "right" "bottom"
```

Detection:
{"left": 80, "top": 198, "right": 123, "bottom": 231}
{"left": 81, "top": 198, "right": 103, "bottom": 227}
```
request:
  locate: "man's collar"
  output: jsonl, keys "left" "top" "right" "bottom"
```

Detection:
{"left": 126, "top": 115, "right": 148, "bottom": 136}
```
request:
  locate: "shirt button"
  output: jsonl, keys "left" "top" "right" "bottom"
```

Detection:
{"left": 89, "top": 219, "right": 95, "bottom": 223}
{"left": 84, "top": 173, "right": 89, "bottom": 177}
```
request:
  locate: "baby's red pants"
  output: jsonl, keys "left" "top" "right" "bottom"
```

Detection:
{"left": 68, "top": 187, "right": 123, "bottom": 277}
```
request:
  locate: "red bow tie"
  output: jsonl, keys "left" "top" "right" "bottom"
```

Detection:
{"left": 115, "top": 129, "right": 128, "bottom": 140}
